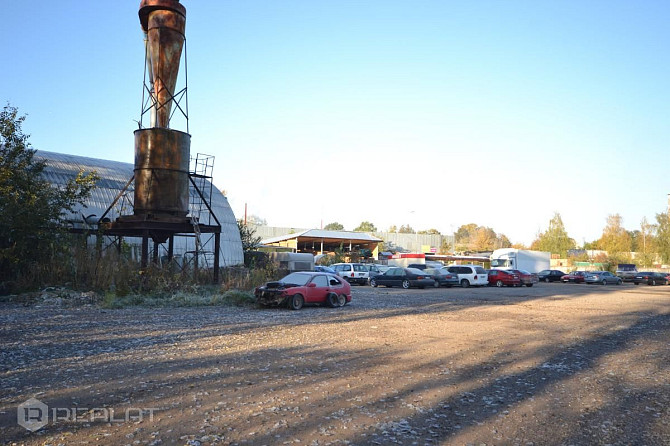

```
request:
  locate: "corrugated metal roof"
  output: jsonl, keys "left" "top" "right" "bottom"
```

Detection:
{"left": 262, "top": 229, "right": 382, "bottom": 245}
{"left": 35, "top": 150, "right": 244, "bottom": 266}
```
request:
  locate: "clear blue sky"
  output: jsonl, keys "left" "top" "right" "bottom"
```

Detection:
{"left": 2, "top": 1, "right": 669, "bottom": 245}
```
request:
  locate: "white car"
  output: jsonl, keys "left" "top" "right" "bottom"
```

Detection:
{"left": 446, "top": 264, "right": 489, "bottom": 287}
{"left": 331, "top": 263, "right": 369, "bottom": 285}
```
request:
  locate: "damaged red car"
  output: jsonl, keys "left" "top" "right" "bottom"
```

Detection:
{"left": 255, "top": 272, "right": 352, "bottom": 310}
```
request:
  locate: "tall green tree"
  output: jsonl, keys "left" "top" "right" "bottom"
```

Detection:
{"left": 324, "top": 222, "right": 344, "bottom": 231}
{"left": 354, "top": 221, "right": 377, "bottom": 232}
{"left": 598, "top": 214, "right": 631, "bottom": 257}
{"left": 398, "top": 224, "right": 415, "bottom": 234}
{"left": 237, "top": 219, "right": 262, "bottom": 251}
{"left": 655, "top": 212, "right": 670, "bottom": 264}
{"left": 636, "top": 217, "right": 657, "bottom": 267}
{"left": 530, "top": 212, "right": 575, "bottom": 256}
{"left": 0, "top": 104, "right": 98, "bottom": 287}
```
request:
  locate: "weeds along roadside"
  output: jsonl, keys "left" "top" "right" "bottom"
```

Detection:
{"left": 2, "top": 245, "right": 279, "bottom": 309}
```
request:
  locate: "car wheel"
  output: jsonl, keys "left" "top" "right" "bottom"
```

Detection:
{"left": 326, "top": 292, "right": 339, "bottom": 308}
{"left": 526, "top": 283, "right": 533, "bottom": 287}
{"left": 601, "top": 279, "right": 607, "bottom": 285}
{"left": 544, "top": 278, "right": 550, "bottom": 283}
{"left": 370, "top": 278, "right": 378, "bottom": 288}
{"left": 634, "top": 282, "right": 639, "bottom": 285}
{"left": 617, "top": 279, "right": 622, "bottom": 285}
{"left": 651, "top": 279, "right": 657, "bottom": 286}
{"left": 496, "top": 280, "right": 504, "bottom": 287}
{"left": 337, "top": 294, "right": 347, "bottom": 307}
{"left": 402, "top": 279, "right": 410, "bottom": 289}
{"left": 288, "top": 294, "right": 304, "bottom": 310}
{"left": 461, "top": 279, "right": 470, "bottom": 288}
{"left": 433, "top": 280, "right": 440, "bottom": 288}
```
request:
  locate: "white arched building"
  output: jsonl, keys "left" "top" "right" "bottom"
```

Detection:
{"left": 36, "top": 150, "right": 244, "bottom": 267}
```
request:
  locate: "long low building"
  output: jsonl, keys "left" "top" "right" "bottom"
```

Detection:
{"left": 261, "top": 229, "right": 382, "bottom": 258}
{"left": 36, "top": 150, "right": 244, "bottom": 267}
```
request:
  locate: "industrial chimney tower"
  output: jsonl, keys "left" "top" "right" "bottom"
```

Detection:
{"left": 135, "top": 0, "right": 190, "bottom": 219}
{"left": 101, "top": 0, "right": 223, "bottom": 279}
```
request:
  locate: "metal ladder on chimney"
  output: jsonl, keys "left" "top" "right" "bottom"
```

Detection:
{"left": 189, "top": 153, "right": 216, "bottom": 270}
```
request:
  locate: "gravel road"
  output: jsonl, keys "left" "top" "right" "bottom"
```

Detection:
{"left": 1, "top": 283, "right": 669, "bottom": 445}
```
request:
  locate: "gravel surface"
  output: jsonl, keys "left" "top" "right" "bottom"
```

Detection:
{"left": 1, "top": 283, "right": 669, "bottom": 445}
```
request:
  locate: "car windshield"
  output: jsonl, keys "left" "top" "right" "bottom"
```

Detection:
{"left": 406, "top": 268, "right": 424, "bottom": 274}
{"left": 475, "top": 267, "right": 487, "bottom": 274}
{"left": 425, "top": 268, "right": 437, "bottom": 274}
{"left": 490, "top": 259, "right": 509, "bottom": 268}
{"left": 517, "top": 270, "right": 530, "bottom": 274}
{"left": 280, "top": 272, "right": 312, "bottom": 286}
{"left": 353, "top": 264, "right": 367, "bottom": 272}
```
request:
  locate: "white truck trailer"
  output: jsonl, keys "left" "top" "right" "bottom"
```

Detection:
{"left": 490, "top": 249, "right": 550, "bottom": 273}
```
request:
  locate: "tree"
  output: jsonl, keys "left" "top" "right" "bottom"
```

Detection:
{"left": 0, "top": 104, "right": 98, "bottom": 287}
{"left": 324, "top": 222, "right": 344, "bottom": 231}
{"left": 530, "top": 212, "right": 575, "bottom": 257}
{"left": 453, "top": 223, "right": 508, "bottom": 252}
{"left": 598, "top": 214, "right": 631, "bottom": 257}
{"left": 237, "top": 219, "right": 261, "bottom": 251}
{"left": 398, "top": 224, "right": 415, "bottom": 234}
{"left": 497, "top": 234, "right": 512, "bottom": 248}
{"left": 418, "top": 228, "right": 441, "bottom": 235}
{"left": 471, "top": 227, "right": 498, "bottom": 251}
{"left": 246, "top": 214, "right": 267, "bottom": 226}
{"left": 637, "top": 217, "right": 657, "bottom": 267}
{"left": 388, "top": 225, "right": 398, "bottom": 233}
{"left": 354, "top": 221, "right": 377, "bottom": 232}
{"left": 455, "top": 223, "right": 478, "bottom": 245}
{"left": 655, "top": 213, "right": 670, "bottom": 264}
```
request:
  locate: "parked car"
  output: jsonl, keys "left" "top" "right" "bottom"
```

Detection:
{"left": 314, "top": 265, "right": 337, "bottom": 275}
{"left": 537, "top": 270, "right": 566, "bottom": 283}
{"left": 510, "top": 269, "right": 538, "bottom": 287}
{"left": 407, "top": 263, "right": 428, "bottom": 270}
{"left": 369, "top": 267, "right": 435, "bottom": 289}
{"left": 445, "top": 264, "right": 489, "bottom": 288}
{"left": 425, "top": 267, "right": 460, "bottom": 287}
{"left": 633, "top": 272, "right": 669, "bottom": 286}
{"left": 487, "top": 269, "right": 521, "bottom": 287}
{"left": 365, "top": 264, "right": 387, "bottom": 284}
{"left": 331, "top": 263, "right": 369, "bottom": 285}
{"left": 561, "top": 271, "right": 588, "bottom": 283}
{"left": 616, "top": 263, "right": 638, "bottom": 282}
{"left": 255, "top": 272, "right": 352, "bottom": 310}
{"left": 584, "top": 271, "right": 623, "bottom": 285}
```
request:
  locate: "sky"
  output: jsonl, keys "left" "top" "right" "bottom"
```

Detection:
{"left": 2, "top": 0, "right": 669, "bottom": 246}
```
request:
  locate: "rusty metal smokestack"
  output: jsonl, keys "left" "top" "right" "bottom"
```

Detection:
{"left": 134, "top": 0, "right": 190, "bottom": 219}
{"left": 139, "top": 0, "right": 186, "bottom": 128}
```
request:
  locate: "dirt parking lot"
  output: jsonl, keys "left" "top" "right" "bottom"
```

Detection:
{"left": 1, "top": 283, "right": 669, "bottom": 445}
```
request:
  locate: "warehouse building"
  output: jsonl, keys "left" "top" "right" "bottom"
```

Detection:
{"left": 36, "top": 150, "right": 244, "bottom": 267}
